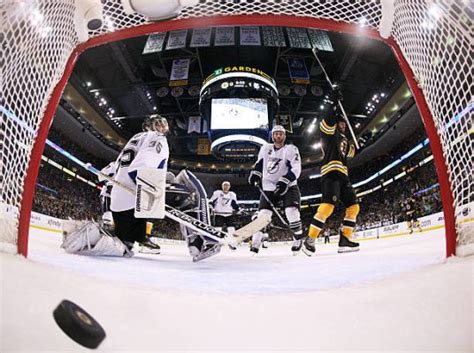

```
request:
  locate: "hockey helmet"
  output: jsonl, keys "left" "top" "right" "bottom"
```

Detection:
{"left": 271, "top": 125, "right": 286, "bottom": 135}
{"left": 143, "top": 114, "right": 169, "bottom": 134}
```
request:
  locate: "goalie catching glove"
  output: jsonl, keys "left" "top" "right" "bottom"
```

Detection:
{"left": 274, "top": 177, "right": 290, "bottom": 197}
{"left": 248, "top": 170, "right": 262, "bottom": 187}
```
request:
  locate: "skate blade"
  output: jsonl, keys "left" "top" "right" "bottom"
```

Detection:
{"left": 337, "top": 246, "right": 360, "bottom": 254}
{"left": 192, "top": 245, "right": 222, "bottom": 262}
{"left": 302, "top": 248, "right": 314, "bottom": 257}
{"left": 292, "top": 250, "right": 301, "bottom": 256}
{"left": 138, "top": 248, "right": 161, "bottom": 255}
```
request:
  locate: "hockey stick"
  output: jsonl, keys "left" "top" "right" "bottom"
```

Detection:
{"left": 258, "top": 187, "right": 290, "bottom": 229}
{"left": 311, "top": 48, "right": 360, "bottom": 150}
{"left": 86, "top": 164, "right": 269, "bottom": 245}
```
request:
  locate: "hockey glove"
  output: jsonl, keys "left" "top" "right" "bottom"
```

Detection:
{"left": 248, "top": 170, "right": 262, "bottom": 187}
{"left": 274, "top": 177, "right": 290, "bottom": 197}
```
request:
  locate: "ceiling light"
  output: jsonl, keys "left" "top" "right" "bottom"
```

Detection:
{"left": 320, "top": 105, "right": 324, "bottom": 110}
{"left": 380, "top": 92, "right": 386, "bottom": 97}
{"left": 86, "top": 81, "right": 92, "bottom": 87}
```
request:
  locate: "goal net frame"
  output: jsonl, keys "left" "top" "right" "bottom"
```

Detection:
{"left": 2, "top": 1, "right": 472, "bottom": 258}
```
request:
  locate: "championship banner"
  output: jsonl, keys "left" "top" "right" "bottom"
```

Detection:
{"left": 240, "top": 26, "right": 261, "bottom": 46}
{"left": 188, "top": 116, "right": 201, "bottom": 133}
{"left": 286, "top": 27, "right": 311, "bottom": 48}
{"left": 307, "top": 29, "right": 334, "bottom": 52}
{"left": 262, "top": 26, "right": 286, "bottom": 47}
{"left": 288, "top": 57, "right": 310, "bottom": 84}
{"left": 215, "top": 27, "right": 235, "bottom": 46}
{"left": 276, "top": 114, "right": 293, "bottom": 133}
{"left": 190, "top": 27, "right": 212, "bottom": 48}
{"left": 197, "top": 137, "right": 211, "bottom": 155}
{"left": 166, "top": 29, "right": 188, "bottom": 50}
{"left": 169, "top": 58, "right": 190, "bottom": 86}
{"left": 142, "top": 33, "right": 166, "bottom": 54}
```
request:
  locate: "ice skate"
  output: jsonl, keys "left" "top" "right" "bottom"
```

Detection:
{"left": 302, "top": 237, "right": 316, "bottom": 256}
{"left": 250, "top": 246, "right": 259, "bottom": 255}
{"left": 137, "top": 237, "right": 161, "bottom": 254}
{"left": 192, "top": 243, "right": 222, "bottom": 262}
{"left": 187, "top": 234, "right": 204, "bottom": 257}
{"left": 291, "top": 239, "right": 303, "bottom": 255}
{"left": 338, "top": 233, "right": 359, "bottom": 253}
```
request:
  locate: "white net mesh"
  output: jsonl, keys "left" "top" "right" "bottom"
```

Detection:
{"left": 1, "top": 0, "right": 472, "bottom": 255}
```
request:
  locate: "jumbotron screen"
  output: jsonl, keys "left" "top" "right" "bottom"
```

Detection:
{"left": 210, "top": 98, "right": 268, "bottom": 130}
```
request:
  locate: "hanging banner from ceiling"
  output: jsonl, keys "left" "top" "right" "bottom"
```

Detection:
{"left": 307, "top": 29, "right": 334, "bottom": 52}
{"left": 166, "top": 29, "right": 188, "bottom": 50}
{"left": 288, "top": 57, "right": 310, "bottom": 84}
{"left": 215, "top": 27, "right": 235, "bottom": 46}
{"left": 170, "top": 58, "right": 190, "bottom": 86}
{"left": 197, "top": 137, "right": 211, "bottom": 155}
{"left": 262, "top": 26, "right": 286, "bottom": 47}
{"left": 142, "top": 33, "right": 166, "bottom": 54}
{"left": 286, "top": 28, "right": 311, "bottom": 48}
{"left": 190, "top": 27, "right": 212, "bottom": 47}
{"left": 240, "top": 26, "right": 261, "bottom": 46}
{"left": 276, "top": 114, "right": 293, "bottom": 133}
{"left": 188, "top": 116, "right": 201, "bottom": 133}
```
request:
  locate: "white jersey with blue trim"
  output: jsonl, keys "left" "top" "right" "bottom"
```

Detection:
{"left": 257, "top": 143, "right": 301, "bottom": 192}
{"left": 99, "top": 161, "right": 117, "bottom": 198}
{"left": 210, "top": 190, "right": 238, "bottom": 216}
{"left": 110, "top": 131, "right": 169, "bottom": 212}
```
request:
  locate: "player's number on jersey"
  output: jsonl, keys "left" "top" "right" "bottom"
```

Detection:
{"left": 119, "top": 148, "right": 135, "bottom": 168}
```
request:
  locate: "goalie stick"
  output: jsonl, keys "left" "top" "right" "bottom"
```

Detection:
{"left": 86, "top": 164, "right": 270, "bottom": 246}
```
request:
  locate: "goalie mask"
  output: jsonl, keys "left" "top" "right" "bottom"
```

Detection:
{"left": 143, "top": 114, "right": 169, "bottom": 134}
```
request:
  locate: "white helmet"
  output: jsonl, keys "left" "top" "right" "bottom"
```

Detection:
{"left": 271, "top": 125, "right": 286, "bottom": 135}
{"left": 222, "top": 181, "right": 231, "bottom": 188}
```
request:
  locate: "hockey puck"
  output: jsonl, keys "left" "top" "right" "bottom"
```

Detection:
{"left": 53, "top": 300, "right": 106, "bottom": 349}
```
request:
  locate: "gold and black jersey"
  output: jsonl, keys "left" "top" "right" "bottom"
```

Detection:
{"left": 319, "top": 116, "right": 355, "bottom": 177}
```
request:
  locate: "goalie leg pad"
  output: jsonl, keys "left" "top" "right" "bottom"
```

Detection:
{"left": 80, "top": 235, "right": 130, "bottom": 257}
{"left": 61, "top": 222, "right": 102, "bottom": 254}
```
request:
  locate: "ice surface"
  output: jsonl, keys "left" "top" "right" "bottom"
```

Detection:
{"left": 1, "top": 227, "right": 472, "bottom": 352}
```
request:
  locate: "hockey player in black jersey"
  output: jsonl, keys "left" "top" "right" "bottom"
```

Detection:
{"left": 303, "top": 93, "right": 360, "bottom": 255}
{"left": 403, "top": 197, "right": 422, "bottom": 234}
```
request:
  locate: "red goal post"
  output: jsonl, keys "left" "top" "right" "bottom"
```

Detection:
{"left": 1, "top": 0, "right": 472, "bottom": 257}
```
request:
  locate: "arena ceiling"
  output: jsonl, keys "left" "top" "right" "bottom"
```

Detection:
{"left": 59, "top": 26, "right": 416, "bottom": 173}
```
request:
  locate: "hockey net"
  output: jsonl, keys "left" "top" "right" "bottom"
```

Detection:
{"left": 1, "top": 0, "right": 472, "bottom": 256}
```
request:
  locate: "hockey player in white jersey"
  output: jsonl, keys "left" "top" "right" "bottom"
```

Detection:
{"left": 209, "top": 181, "right": 239, "bottom": 237}
{"left": 109, "top": 114, "right": 170, "bottom": 254}
{"left": 98, "top": 161, "right": 117, "bottom": 229}
{"left": 248, "top": 125, "right": 304, "bottom": 254}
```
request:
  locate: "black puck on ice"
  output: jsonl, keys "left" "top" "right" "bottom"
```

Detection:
{"left": 53, "top": 300, "right": 106, "bottom": 349}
